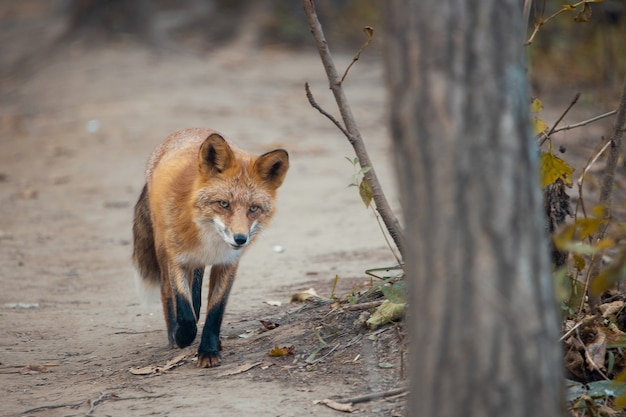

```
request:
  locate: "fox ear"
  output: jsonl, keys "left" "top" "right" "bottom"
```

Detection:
{"left": 199, "top": 134, "right": 234, "bottom": 176}
{"left": 254, "top": 149, "right": 289, "bottom": 189}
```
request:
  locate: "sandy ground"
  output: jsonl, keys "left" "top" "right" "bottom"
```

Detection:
{"left": 2, "top": 4, "right": 623, "bottom": 417}
{"left": 0, "top": 33, "right": 408, "bottom": 417}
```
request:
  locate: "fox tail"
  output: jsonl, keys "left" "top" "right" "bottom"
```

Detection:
{"left": 132, "top": 184, "right": 161, "bottom": 293}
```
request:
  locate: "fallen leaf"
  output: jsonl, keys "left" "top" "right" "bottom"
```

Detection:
{"left": 260, "top": 320, "right": 280, "bottom": 330}
{"left": 366, "top": 300, "right": 405, "bottom": 330}
{"left": 291, "top": 288, "right": 319, "bottom": 302}
{"left": 129, "top": 365, "right": 158, "bottom": 376}
{"left": 215, "top": 361, "right": 264, "bottom": 377}
{"left": 269, "top": 345, "right": 295, "bottom": 357}
{"left": 20, "top": 364, "right": 50, "bottom": 375}
{"left": 599, "top": 301, "right": 625, "bottom": 318}
{"left": 378, "top": 362, "right": 394, "bottom": 369}
{"left": 129, "top": 353, "right": 188, "bottom": 376}
{"left": 264, "top": 300, "right": 282, "bottom": 307}
{"left": 586, "top": 330, "right": 607, "bottom": 371}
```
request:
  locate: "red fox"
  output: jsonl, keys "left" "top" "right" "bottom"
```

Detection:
{"left": 132, "top": 128, "right": 288, "bottom": 367}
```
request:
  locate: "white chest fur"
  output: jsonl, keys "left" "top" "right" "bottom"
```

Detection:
{"left": 176, "top": 222, "right": 243, "bottom": 267}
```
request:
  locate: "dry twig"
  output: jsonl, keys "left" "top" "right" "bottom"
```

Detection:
{"left": 302, "top": 0, "right": 406, "bottom": 259}
{"left": 342, "top": 386, "right": 409, "bottom": 404}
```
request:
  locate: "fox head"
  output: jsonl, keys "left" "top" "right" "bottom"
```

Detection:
{"left": 193, "top": 133, "right": 289, "bottom": 250}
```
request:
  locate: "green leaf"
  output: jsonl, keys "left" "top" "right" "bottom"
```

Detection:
{"left": 359, "top": 178, "right": 373, "bottom": 208}
{"left": 557, "top": 240, "right": 598, "bottom": 255}
{"left": 567, "top": 379, "right": 626, "bottom": 403}
{"left": 382, "top": 280, "right": 407, "bottom": 304}
{"left": 378, "top": 362, "right": 394, "bottom": 368}
{"left": 539, "top": 152, "right": 573, "bottom": 188}
{"left": 358, "top": 166, "right": 372, "bottom": 176}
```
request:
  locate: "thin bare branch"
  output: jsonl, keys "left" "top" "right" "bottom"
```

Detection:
{"left": 552, "top": 110, "right": 617, "bottom": 135}
{"left": 304, "top": 82, "right": 349, "bottom": 137}
{"left": 526, "top": 0, "right": 594, "bottom": 45}
{"left": 340, "top": 26, "right": 374, "bottom": 84}
{"left": 538, "top": 92, "right": 580, "bottom": 146}
{"left": 302, "top": 0, "right": 406, "bottom": 259}
{"left": 538, "top": 108, "right": 617, "bottom": 145}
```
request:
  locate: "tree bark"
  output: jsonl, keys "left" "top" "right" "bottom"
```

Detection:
{"left": 382, "top": 2, "right": 564, "bottom": 416}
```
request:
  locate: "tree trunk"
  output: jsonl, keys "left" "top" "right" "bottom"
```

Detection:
{"left": 382, "top": 2, "right": 564, "bottom": 416}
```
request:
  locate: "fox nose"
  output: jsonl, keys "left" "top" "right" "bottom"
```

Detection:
{"left": 233, "top": 234, "right": 248, "bottom": 246}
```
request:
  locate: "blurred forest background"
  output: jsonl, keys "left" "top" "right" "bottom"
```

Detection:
{"left": 1, "top": 0, "right": 625, "bottom": 95}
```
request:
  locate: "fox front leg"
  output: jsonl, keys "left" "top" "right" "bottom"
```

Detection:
{"left": 197, "top": 262, "right": 238, "bottom": 367}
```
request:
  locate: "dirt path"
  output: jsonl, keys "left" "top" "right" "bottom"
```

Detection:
{"left": 0, "top": 39, "right": 406, "bottom": 416}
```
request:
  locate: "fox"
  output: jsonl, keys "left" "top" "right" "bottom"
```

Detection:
{"left": 132, "top": 128, "right": 288, "bottom": 368}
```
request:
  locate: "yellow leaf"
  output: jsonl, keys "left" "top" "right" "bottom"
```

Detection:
{"left": 573, "top": 254, "right": 585, "bottom": 272}
{"left": 269, "top": 345, "right": 295, "bottom": 357}
{"left": 577, "top": 217, "right": 608, "bottom": 239}
{"left": 533, "top": 116, "right": 548, "bottom": 135}
{"left": 574, "top": 2, "right": 592, "bottom": 22}
{"left": 359, "top": 177, "right": 373, "bottom": 208}
{"left": 595, "top": 238, "right": 615, "bottom": 251}
{"left": 591, "top": 258, "right": 626, "bottom": 296}
{"left": 562, "top": 4, "right": 577, "bottom": 11}
{"left": 592, "top": 205, "right": 607, "bottom": 217}
{"left": 530, "top": 97, "right": 543, "bottom": 113}
{"left": 539, "top": 152, "right": 573, "bottom": 188}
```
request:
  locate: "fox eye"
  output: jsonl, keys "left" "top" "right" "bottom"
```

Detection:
{"left": 218, "top": 200, "right": 230, "bottom": 209}
{"left": 249, "top": 205, "right": 259, "bottom": 213}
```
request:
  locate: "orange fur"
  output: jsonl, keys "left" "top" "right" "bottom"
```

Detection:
{"left": 132, "top": 128, "right": 288, "bottom": 367}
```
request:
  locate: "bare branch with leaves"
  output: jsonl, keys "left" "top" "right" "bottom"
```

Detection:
{"left": 301, "top": 0, "right": 406, "bottom": 260}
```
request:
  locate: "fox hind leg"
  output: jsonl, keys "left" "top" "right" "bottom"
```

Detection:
{"left": 191, "top": 268, "right": 204, "bottom": 322}
{"left": 160, "top": 273, "right": 177, "bottom": 348}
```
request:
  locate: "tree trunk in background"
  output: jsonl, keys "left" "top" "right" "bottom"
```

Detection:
{"left": 383, "top": 2, "right": 564, "bottom": 416}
